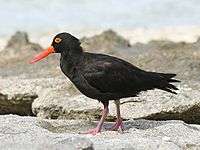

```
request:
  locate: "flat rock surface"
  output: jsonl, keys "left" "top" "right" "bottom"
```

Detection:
{"left": 0, "top": 115, "right": 200, "bottom": 150}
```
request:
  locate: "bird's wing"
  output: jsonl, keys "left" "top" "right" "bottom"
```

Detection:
{"left": 81, "top": 59, "right": 150, "bottom": 94}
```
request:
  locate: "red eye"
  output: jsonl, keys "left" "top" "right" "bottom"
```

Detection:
{"left": 55, "top": 38, "right": 62, "bottom": 44}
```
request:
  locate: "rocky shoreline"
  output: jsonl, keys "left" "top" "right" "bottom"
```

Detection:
{"left": 0, "top": 115, "right": 200, "bottom": 150}
{"left": 0, "top": 30, "right": 200, "bottom": 149}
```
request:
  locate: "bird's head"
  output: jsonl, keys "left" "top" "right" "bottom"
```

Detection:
{"left": 30, "top": 32, "right": 81, "bottom": 64}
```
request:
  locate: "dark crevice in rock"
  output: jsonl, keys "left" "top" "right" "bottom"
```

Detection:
{"left": 0, "top": 93, "right": 38, "bottom": 116}
{"left": 139, "top": 103, "right": 200, "bottom": 124}
{"left": 59, "top": 108, "right": 116, "bottom": 121}
{"left": 35, "top": 107, "right": 128, "bottom": 122}
{"left": 37, "top": 120, "right": 95, "bottom": 134}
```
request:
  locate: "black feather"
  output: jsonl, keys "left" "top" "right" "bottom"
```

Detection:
{"left": 55, "top": 33, "right": 181, "bottom": 102}
{"left": 147, "top": 72, "right": 180, "bottom": 94}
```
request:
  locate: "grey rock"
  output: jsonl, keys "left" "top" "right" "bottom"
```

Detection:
{"left": 31, "top": 78, "right": 200, "bottom": 124}
{"left": 140, "top": 102, "right": 200, "bottom": 124}
{"left": 0, "top": 31, "right": 42, "bottom": 61}
{"left": 0, "top": 76, "right": 99, "bottom": 119}
{"left": 0, "top": 115, "right": 200, "bottom": 150}
{"left": 5, "top": 31, "right": 42, "bottom": 51}
{"left": 81, "top": 29, "right": 131, "bottom": 54}
{"left": 120, "top": 39, "right": 200, "bottom": 81}
{"left": 6, "top": 31, "right": 30, "bottom": 49}
{"left": 109, "top": 83, "right": 200, "bottom": 124}
{"left": 0, "top": 31, "right": 60, "bottom": 78}
{"left": 0, "top": 115, "right": 93, "bottom": 150}
{"left": 1, "top": 76, "right": 200, "bottom": 125}
{"left": 1, "top": 29, "right": 200, "bottom": 81}
{"left": 0, "top": 31, "right": 44, "bottom": 78}
{"left": 1, "top": 30, "right": 200, "bottom": 124}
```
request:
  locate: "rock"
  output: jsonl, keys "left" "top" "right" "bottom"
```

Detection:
{"left": 5, "top": 31, "right": 42, "bottom": 52}
{"left": 1, "top": 29, "right": 200, "bottom": 81}
{"left": 121, "top": 38, "right": 200, "bottom": 81}
{"left": 0, "top": 76, "right": 100, "bottom": 119}
{"left": 140, "top": 102, "right": 200, "bottom": 124}
{"left": 1, "top": 76, "right": 200, "bottom": 125}
{"left": 0, "top": 93, "right": 37, "bottom": 116}
{"left": 0, "top": 31, "right": 60, "bottom": 78}
{"left": 0, "top": 76, "right": 71, "bottom": 116}
{"left": 6, "top": 31, "right": 29, "bottom": 49}
{"left": 0, "top": 115, "right": 94, "bottom": 150}
{"left": 0, "top": 31, "right": 42, "bottom": 63}
{"left": 109, "top": 83, "right": 200, "bottom": 124}
{"left": 81, "top": 29, "right": 131, "bottom": 54}
{"left": 1, "top": 29, "right": 200, "bottom": 124}
{"left": 0, "top": 115, "right": 200, "bottom": 150}
{"left": 32, "top": 81, "right": 200, "bottom": 124}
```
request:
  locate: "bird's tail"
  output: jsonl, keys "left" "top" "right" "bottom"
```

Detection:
{"left": 148, "top": 72, "right": 180, "bottom": 94}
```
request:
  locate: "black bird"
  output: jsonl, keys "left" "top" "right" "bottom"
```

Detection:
{"left": 30, "top": 32, "right": 180, "bottom": 135}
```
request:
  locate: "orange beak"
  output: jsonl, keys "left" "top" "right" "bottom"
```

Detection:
{"left": 30, "top": 46, "right": 55, "bottom": 64}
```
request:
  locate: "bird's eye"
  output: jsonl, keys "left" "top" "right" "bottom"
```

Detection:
{"left": 55, "top": 38, "right": 62, "bottom": 44}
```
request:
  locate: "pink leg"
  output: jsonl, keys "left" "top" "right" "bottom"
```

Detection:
{"left": 82, "top": 102, "right": 109, "bottom": 135}
{"left": 108, "top": 100, "right": 124, "bottom": 131}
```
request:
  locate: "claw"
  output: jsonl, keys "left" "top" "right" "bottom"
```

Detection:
{"left": 107, "top": 118, "right": 124, "bottom": 131}
{"left": 81, "top": 128, "right": 101, "bottom": 135}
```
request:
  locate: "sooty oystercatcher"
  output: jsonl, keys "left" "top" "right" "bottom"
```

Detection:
{"left": 30, "top": 32, "right": 180, "bottom": 135}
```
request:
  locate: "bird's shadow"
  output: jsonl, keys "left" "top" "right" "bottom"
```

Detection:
{"left": 103, "top": 119, "right": 172, "bottom": 131}
{"left": 37, "top": 119, "right": 181, "bottom": 134}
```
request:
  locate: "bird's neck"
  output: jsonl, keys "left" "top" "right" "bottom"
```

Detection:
{"left": 60, "top": 46, "right": 83, "bottom": 77}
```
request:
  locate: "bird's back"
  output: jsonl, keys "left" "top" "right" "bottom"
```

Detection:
{"left": 69, "top": 52, "right": 179, "bottom": 101}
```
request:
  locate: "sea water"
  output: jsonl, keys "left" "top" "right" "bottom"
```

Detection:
{"left": 0, "top": 0, "right": 200, "bottom": 49}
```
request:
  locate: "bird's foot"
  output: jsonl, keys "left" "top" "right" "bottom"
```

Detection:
{"left": 81, "top": 128, "right": 101, "bottom": 135}
{"left": 108, "top": 118, "right": 124, "bottom": 131}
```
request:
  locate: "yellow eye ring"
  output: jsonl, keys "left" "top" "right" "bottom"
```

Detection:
{"left": 55, "top": 38, "right": 62, "bottom": 44}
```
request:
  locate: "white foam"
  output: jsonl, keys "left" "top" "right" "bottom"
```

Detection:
{"left": 118, "top": 26, "right": 200, "bottom": 44}
{"left": 0, "top": 38, "right": 8, "bottom": 51}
